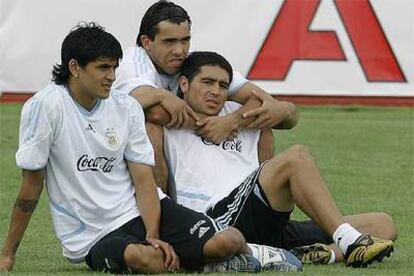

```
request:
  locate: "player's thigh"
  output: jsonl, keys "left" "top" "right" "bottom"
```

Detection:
{"left": 85, "top": 218, "right": 146, "bottom": 273}
{"left": 158, "top": 198, "right": 221, "bottom": 269}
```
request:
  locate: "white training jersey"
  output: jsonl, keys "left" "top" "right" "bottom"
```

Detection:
{"left": 164, "top": 102, "right": 260, "bottom": 213}
{"left": 114, "top": 46, "right": 249, "bottom": 95}
{"left": 16, "top": 84, "right": 166, "bottom": 261}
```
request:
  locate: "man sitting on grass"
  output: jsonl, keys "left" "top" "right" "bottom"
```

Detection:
{"left": 159, "top": 51, "right": 397, "bottom": 268}
{"left": 0, "top": 23, "right": 302, "bottom": 274}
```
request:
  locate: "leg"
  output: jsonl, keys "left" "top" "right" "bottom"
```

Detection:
{"left": 286, "top": 212, "right": 397, "bottom": 263}
{"left": 146, "top": 122, "right": 169, "bottom": 193}
{"left": 259, "top": 145, "right": 394, "bottom": 267}
{"left": 85, "top": 218, "right": 168, "bottom": 274}
{"left": 202, "top": 227, "right": 250, "bottom": 262}
{"left": 124, "top": 244, "right": 167, "bottom": 273}
{"left": 258, "top": 129, "right": 275, "bottom": 163}
{"left": 259, "top": 144, "right": 343, "bottom": 235}
{"left": 330, "top": 212, "right": 397, "bottom": 262}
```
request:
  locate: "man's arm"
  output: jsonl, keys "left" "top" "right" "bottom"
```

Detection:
{"left": 229, "top": 82, "right": 299, "bottom": 130}
{"left": 127, "top": 161, "right": 179, "bottom": 270}
{"left": 0, "top": 169, "right": 44, "bottom": 272}
{"left": 196, "top": 82, "right": 298, "bottom": 144}
{"left": 130, "top": 86, "right": 198, "bottom": 128}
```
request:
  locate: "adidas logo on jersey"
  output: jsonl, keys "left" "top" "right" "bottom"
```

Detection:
{"left": 85, "top": 123, "right": 96, "bottom": 133}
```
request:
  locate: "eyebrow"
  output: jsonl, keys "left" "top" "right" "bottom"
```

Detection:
{"left": 201, "top": 77, "right": 229, "bottom": 86}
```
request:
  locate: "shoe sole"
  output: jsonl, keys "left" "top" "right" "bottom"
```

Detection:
{"left": 347, "top": 244, "right": 394, "bottom": 268}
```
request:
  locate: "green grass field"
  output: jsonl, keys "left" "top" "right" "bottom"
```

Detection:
{"left": 1, "top": 104, "right": 413, "bottom": 275}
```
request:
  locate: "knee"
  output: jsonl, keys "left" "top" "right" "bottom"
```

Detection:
{"left": 205, "top": 227, "right": 244, "bottom": 259}
{"left": 285, "top": 144, "right": 312, "bottom": 168}
{"left": 124, "top": 245, "right": 153, "bottom": 272}
{"left": 376, "top": 212, "right": 398, "bottom": 241}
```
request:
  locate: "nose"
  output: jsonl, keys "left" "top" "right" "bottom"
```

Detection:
{"left": 172, "top": 42, "right": 185, "bottom": 56}
{"left": 209, "top": 83, "right": 220, "bottom": 96}
{"left": 106, "top": 68, "right": 116, "bottom": 82}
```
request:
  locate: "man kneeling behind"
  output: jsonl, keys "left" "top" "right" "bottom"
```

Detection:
{"left": 160, "top": 51, "right": 397, "bottom": 268}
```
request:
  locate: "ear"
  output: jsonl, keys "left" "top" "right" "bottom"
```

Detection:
{"left": 179, "top": 76, "right": 189, "bottom": 95}
{"left": 140, "top": 35, "right": 152, "bottom": 51}
{"left": 68, "top": 59, "right": 80, "bottom": 78}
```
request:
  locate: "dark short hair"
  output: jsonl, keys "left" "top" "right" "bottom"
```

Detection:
{"left": 52, "top": 22, "right": 123, "bottom": 85}
{"left": 136, "top": 0, "right": 191, "bottom": 46}
{"left": 180, "top": 51, "right": 233, "bottom": 84}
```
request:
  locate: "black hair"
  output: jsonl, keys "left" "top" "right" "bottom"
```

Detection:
{"left": 52, "top": 22, "right": 123, "bottom": 85}
{"left": 136, "top": 0, "right": 191, "bottom": 46}
{"left": 180, "top": 51, "right": 233, "bottom": 83}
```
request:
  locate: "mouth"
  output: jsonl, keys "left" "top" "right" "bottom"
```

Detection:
{"left": 102, "top": 84, "right": 112, "bottom": 92}
{"left": 206, "top": 99, "right": 220, "bottom": 107}
{"left": 169, "top": 59, "right": 184, "bottom": 67}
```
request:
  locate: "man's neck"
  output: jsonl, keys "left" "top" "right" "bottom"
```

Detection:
{"left": 66, "top": 82, "right": 98, "bottom": 111}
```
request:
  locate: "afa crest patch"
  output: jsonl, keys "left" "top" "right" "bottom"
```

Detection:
{"left": 105, "top": 128, "right": 119, "bottom": 150}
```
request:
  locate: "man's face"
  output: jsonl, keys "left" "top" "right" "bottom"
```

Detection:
{"left": 142, "top": 20, "right": 191, "bottom": 75}
{"left": 181, "top": 65, "right": 230, "bottom": 116}
{"left": 76, "top": 57, "right": 118, "bottom": 100}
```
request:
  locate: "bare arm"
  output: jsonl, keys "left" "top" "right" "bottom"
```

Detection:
{"left": 128, "top": 161, "right": 161, "bottom": 238}
{"left": 230, "top": 82, "right": 299, "bottom": 130}
{"left": 127, "top": 161, "right": 179, "bottom": 270}
{"left": 258, "top": 129, "right": 275, "bottom": 163}
{"left": 130, "top": 86, "right": 198, "bottom": 128}
{"left": 0, "top": 169, "right": 44, "bottom": 272}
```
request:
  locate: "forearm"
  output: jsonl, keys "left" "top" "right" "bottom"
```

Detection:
{"left": 1, "top": 171, "right": 43, "bottom": 258}
{"left": 130, "top": 86, "right": 165, "bottom": 109}
{"left": 273, "top": 101, "right": 299, "bottom": 129}
{"left": 145, "top": 105, "right": 199, "bottom": 129}
{"left": 129, "top": 162, "right": 162, "bottom": 239}
{"left": 136, "top": 182, "right": 161, "bottom": 238}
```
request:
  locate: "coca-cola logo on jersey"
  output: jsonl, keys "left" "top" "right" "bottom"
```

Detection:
{"left": 77, "top": 154, "right": 116, "bottom": 173}
{"left": 201, "top": 137, "right": 242, "bottom": 153}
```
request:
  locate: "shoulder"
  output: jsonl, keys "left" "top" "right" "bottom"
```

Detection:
{"left": 109, "top": 88, "right": 144, "bottom": 114}
{"left": 22, "top": 84, "right": 65, "bottom": 114}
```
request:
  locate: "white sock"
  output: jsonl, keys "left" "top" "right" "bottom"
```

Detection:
{"left": 332, "top": 223, "right": 362, "bottom": 254}
{"left": 328, "top": 249, "right": 336, "bottom": 264}
{"left": 247, "top": 243, "right": 260, "bottom": 260}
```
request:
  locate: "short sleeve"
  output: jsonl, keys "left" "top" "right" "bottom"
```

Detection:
{"left": 228, "top": 70, "right": 249, "bottom": 95}
{"left": 124, "top": 99, "right": 155, "bottom": 165}
{"left": 15, "top": 97, "right": 56, "bottom": 170}
{"left": 114, "top": 47, "right": 158, "bottom": 95}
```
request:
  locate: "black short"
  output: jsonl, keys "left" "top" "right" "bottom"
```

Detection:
{"left": 206, "top": 164, "right": 332, "bottom": 249}
{"left": 85, "top": 198, "right": 220, "bottom": 273}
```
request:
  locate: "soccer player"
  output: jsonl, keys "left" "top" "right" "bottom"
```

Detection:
{"left": 0, "top": 23, "right": 300, "bottom": 274}
{"left": 113, "top": 0, "right": 298, "bottom": 190}
{"left": 161, "top": 51, "right": 397, "bottom": 268}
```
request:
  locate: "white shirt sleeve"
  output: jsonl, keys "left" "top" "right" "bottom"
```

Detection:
{"left": 229, "top": 70, "right": 249, "bottom": 95}
{"left": 114, "top": 47, "right": 158, "bottom": 95}
{"left": 124, "top": 99, "right": 155, "bottom": 165}
{"left": 15, "top": 96, "right": 57, "bottom": 170}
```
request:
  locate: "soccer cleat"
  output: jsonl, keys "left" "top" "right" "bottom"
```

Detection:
{"left": 290, "top": 243, "right": 332, "bottom": 265}
{"left": 250, "top": 244, "right": 302, "bottom": 272}
{"left": 202, "top": 254, "right": 261, "bottom": 273}
{"left": 345, "top": 235, "right": 394, "bottom": 268}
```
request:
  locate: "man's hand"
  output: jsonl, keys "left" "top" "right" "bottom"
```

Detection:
{"left": 0, "top": 255, "right": 15, "bottom": 272}
{"left": 243, "top": 90, "right": 292, "bottom": 129}
{"left": 196, "top": 114, "right": 240, "bottom": 145}
{"left": 160, "top": 93, "right": 199, "bottom": 128}
{"left": 146, "top": 238, "right": 180, "bottom": 272}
